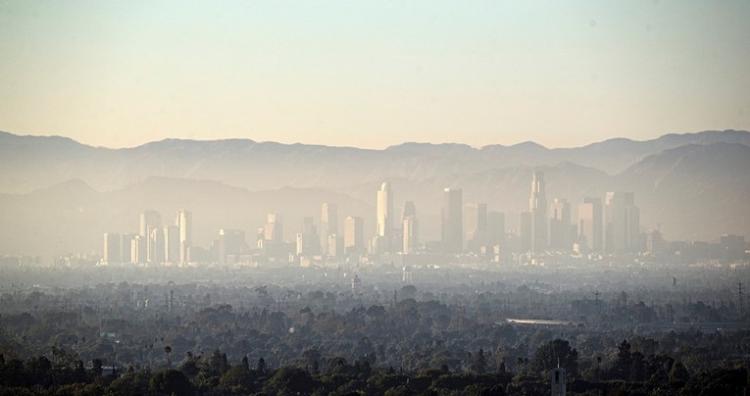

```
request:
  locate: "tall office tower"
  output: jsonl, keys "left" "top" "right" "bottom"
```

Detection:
{"left": 320, "top": 203, "right": 338, "bottom": 248}
{"left": 327, "top": 234, "right": 343, "bottom": 258}
{"left": 529, "top": 171, "right": 548, "bottom": 253}
{"left": 402, "top": 203, "right": 418, "bottom": 254}
{"left": 376, "top": 182, "right": 394, "bottom": 248}
{"left": 149, "top": 227, "right": 166, "bottom": 264}
{"left": 549, "top": 198, "right": 572, "bottom": 251}
{"left": 263, "top": 213, "right": 284, "bottom": 242}
{"left": 344, "top": 216, "right": 364, "bottom": 254}
{"left": 578, "top": 197, "right": 603, "bottom": 252}
{"left": 119, "top": 233, "right": 135, "bottom": 263}
{"left": 487, "top": 211, "right": 506, "bottom": 248}
{"left": 520, "top": 211, "right": 532, "bottom": 253}
{"left": 646, "top": 229, "right": 665, "bottom": 256}
{"left": 441, "top": 188, "right": 463, "bottom": 254}
{"left": 140, "top": 210, "right": 161, "bottom": 264}
{"left": 297, "top": 217, "right": 320, "bottom": 256}
{"left": 164, "top": 225, "right": 180, "bottom": 264}
{"left": 400, "top": 201, "right": 417, "bottom": 252}
{"left": 218, "top": 228, "right": 246, "bottom": 264}
{"left": 177, "top": 210, "right": 192, "bottom": 264}
{"left": 604, "top": 192, "right": 640, "bottom": 254}
{"left": 139, "top": 210, "right": 161, "bottom": 237}
{"left": 103, "top": 233, "right": 121, "bottom": 264}
{"left": 466, "top": 203, "right": 488, "bottom": 252}
{"left": 131, "top": 235, "right": 146, "bottom": 264}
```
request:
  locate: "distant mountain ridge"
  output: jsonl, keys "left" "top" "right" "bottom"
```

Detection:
{"left": 0, "top": 129, "right": 749, "bottom": 257}
{"left": 1, "top": 129, "right": 748, "bottom": 194}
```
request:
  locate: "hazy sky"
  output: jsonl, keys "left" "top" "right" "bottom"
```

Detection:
{"left": 1, "top": 1, "right": 748, "bottom": 149}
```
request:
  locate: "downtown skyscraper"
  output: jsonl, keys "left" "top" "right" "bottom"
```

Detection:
{"left": 529, "top": 171, "right": 548, "bottom": 253}
{"left": 177, "top": 209, "right": 192, "bottom": 264}
{"left": 578, "top": 197, "right": 603, "bottom": 252}
{"left": 604, "top": 192, "right": 641, "bottom": 254}
{"left": 441, "top": 188, "right": 463, "bottom": 254}
{"left": 402, "top": 201, "right": 418, "bottom": 254}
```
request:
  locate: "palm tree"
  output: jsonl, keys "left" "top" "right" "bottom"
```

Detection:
{"left": 164, "top": 345, "right": 172, "bottom": 367}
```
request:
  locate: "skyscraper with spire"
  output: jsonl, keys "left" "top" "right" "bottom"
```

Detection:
{"left": 529, "top": 171, "right": 548, "bottom": 253}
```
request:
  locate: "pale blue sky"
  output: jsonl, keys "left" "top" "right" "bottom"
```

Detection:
{"left": 1, "top": 0, "right": 748, "bottom": 148}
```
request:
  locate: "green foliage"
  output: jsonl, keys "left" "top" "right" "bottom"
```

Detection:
{"left": 149, "top": 369, "right": 193, "bottom": 396}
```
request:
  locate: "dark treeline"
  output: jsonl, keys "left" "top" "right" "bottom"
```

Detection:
{"left": 0, "top": 340, "right": 747, "bottom": 395}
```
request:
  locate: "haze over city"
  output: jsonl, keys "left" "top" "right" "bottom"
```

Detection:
{"left": 1, "top": 2, "right": 750, "bottom": 396}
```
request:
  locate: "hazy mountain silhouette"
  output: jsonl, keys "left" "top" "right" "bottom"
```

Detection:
{"left": 1, "top": 129, "right": 748, "bottom": 193}
{"left": 0, "top": 130, "right": 748, "bottom": 257}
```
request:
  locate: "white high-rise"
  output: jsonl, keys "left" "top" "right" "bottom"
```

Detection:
{"left": 376, "top": 182, "right": 393, "bottom": 242}
{"left": 177, "top": 210, "right": 192, "bottom": 264}
{"left": 529, "top": 171, "right": 548, "bottom": 253}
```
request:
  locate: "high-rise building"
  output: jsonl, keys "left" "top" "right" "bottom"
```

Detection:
{"left": 263, "top": 213, "right": 284, "bottom": 243}
{"left": 139, "top": 210, "right": 161, "bottom": 237}
{"left": 218, "top": 228, "right": 246, "bottom": 264}
{"left": 103, "top": 232, "right": 121, "bottom": 264}
{"left": 344, "top": 216, "right": 364, "bottom": 254}
{"left": 520, "top": 211, "right": 532, "bottom": 253}
{"left": 401, "top": 201, "right": 418, "bottom": 253}
{"left": 376, "top": 182, "right": 394, "bottom": 250}
{"left": 549, "top": 198, "right": 571, "bottom": 251}
{"left": 320, "top": 203, "right": 338, "bottom": 249}
{"left": 119, "top": 233, "right": 135, "bottom": 263}
{"left": 466, "top": 203, "right": 488, "bottom": 252}
{"left": 297, "top": 217, "right": 320, "bottom": 256}
{"left": 131, "top": 235, "right": 146, "bottom": 264}
{"left": 327, "top": 234, "right": 343, "bottom": 258}
{"left": 487, "top": 211, "right": 505, "bottom": 249}
{"left": 140, "top": 210, "right": 161, "bottom": 264}
{"left": 177, "top": 210, "right": 192, "bottom": 264}
{"left": 441, "top": 188, "right": 463, "bottom": 254}
{"left": 164, "top": 225, "right": 180, "bottom": 264}
{"left": 578, "top": 197, "right": 603, "bottom": 252}
{"left": 149, "top": 227, "right": 165, "bottom": 264}
{"left": 529, "top": 171, "right": 548, "bottom": 253}
{"left": 604, "top": 192, "right": 640, "bottom": 254}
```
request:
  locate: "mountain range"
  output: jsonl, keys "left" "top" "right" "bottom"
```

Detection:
{"left": 0, "top": 129, "right": 748, "bottom": 258}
